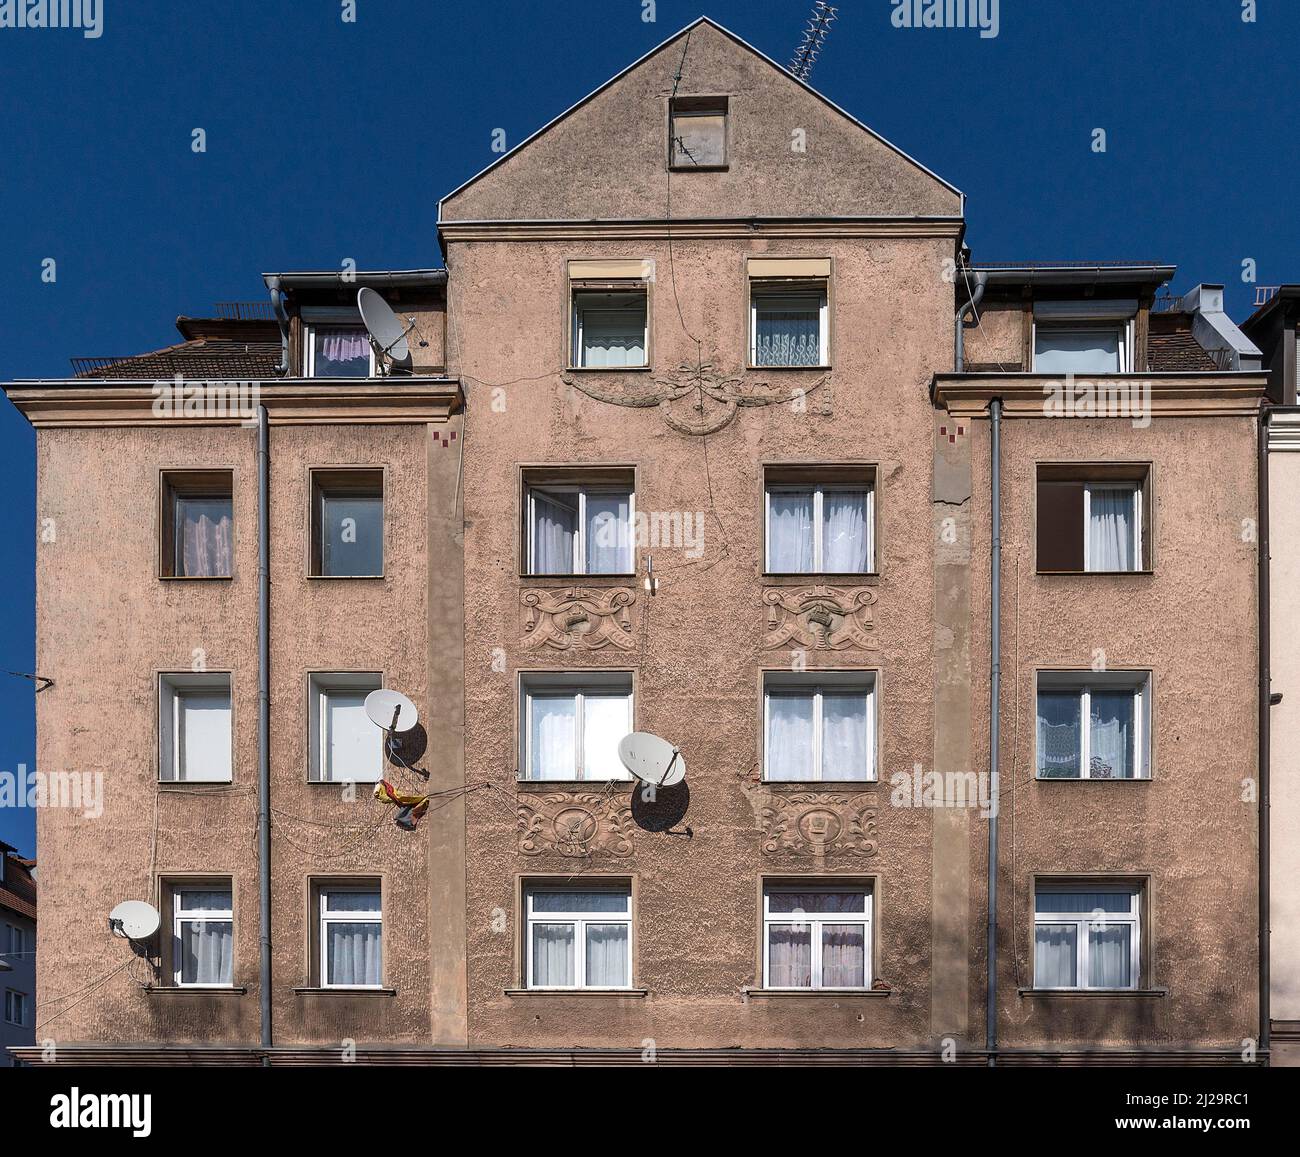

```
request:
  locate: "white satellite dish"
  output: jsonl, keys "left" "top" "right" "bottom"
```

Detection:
{"left": 364, "top": 688, "right": 419, "bottom": 735}
{"left": 109, "top": 900, "right": 161, "bottom": 941}
{"left": 618, "top": 732, "right": 686, "bottom": 788}
{"left": 357, "top": 287, "right": 413, "bottom": 374}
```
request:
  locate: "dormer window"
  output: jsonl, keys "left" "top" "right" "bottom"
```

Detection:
{"left": 302, "top": 307, "right": 375, "bottom": 377}
{"left": 669, "top": 96, "right": 728, "bottom": 169}
{"left": 1032, "top": 300, "right": 1136, "bottom": 374}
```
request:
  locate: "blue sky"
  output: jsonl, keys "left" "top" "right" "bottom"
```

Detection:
{"left": 0, "top": 0, "right": 1295, "bottom": 857}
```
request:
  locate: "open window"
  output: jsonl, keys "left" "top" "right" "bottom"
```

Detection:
{"left": 1037, "top": 465, "right": 1149, "bottom": 573}
{"left": 310, "top": 469, "right": 384, "bottom": 577}
{"left": 748, "top": 258, "right": 830, "bottom": 368}
{"left": 159, "top": 672, "right": 233, "bottom": 783}
{"left": 1036, "top": 670, "right": 1151, "bottom": 780}
{"left": 520, "top": 672, "right": 632, "bottom": 782}
{"left": 669, "top": 95, "right": 728, "bottom": 169}
{"left": 568, "top": 260, "right": 651, "bottom": 369}
{"left": 303, "top": 306, "right": 375, "bottom": 377}
{"left": 523, "top": 468, "right": 635, "bottom": 575}
{"left": 160, "top": 470, "right": 233, "bottom": 579}
{"left": 1032, "top": 300, "right": 1136, "bottom": 373}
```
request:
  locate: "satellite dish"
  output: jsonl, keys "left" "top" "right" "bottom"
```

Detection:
{"left": 618, "top": 732, "right": 686, "bottom": 788}
{"left": 109, "top": 900, "right": 161, "bottom": 941}
{"left": 357, "top": 287, "right": 413, "bottom": 374}
{"left": 364, "top": 688, "right": 419, "bottom": 734}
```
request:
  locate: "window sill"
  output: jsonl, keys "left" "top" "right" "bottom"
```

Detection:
{"left": 1034, "top": 776, "right": 1151, "bottom": 783}
{"left": 156, "top": 780, "right": 236, "bottom": 789}
{"left": 1017, "top": 987, "right": 1167, "bottom": 998}
{"left": 159, "top": 574, "right": 234, "bottom": 582}
{"left": 565, "top": 365, "right": 653, "bottom": 373}
{"left": 305, "top": 778, "right": 381, "bottom": 786}
{"left": 762, "top": 779, "right": 877, "bottom": 791}
{"left": 294, "top": 986, "right": 397, "bottom": 996}
{"left": 504, "top": 988, "right": 648, "bottom": 997}
{"left": 515, "top": 778, "right": 632, "bottom": 792}
{"left": 747, "top": 364, "right": 831, "bottom": 372}
{"left": 520, "top": 573, "right": 637, "bottom": 584}
{"left": 306, "top": 574, "right": 387, "bottom": 581}
{"left": 668, "top": 164, "right": 728, "bottom": 173}
{"left": 744, "top": 987, "right": 891, "bottom": 999}
{"left": 1036, "top": 570, "right": 1153, "bottom": 577}
{"left": 763, "top": 572, "right": 879, "bottom": 585}
{"left": 146, "top": 986, "right": 247, "bottom": 996}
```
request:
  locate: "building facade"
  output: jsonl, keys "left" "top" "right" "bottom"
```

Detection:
{"left": 1, "top": 844, "right": 37, "bottom": 1065}
{"left": 2, "top": 18, "right": 1274, "bottom": 1064}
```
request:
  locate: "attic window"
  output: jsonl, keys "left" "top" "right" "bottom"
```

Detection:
{"left": 669, "top": 96, "right": 728, "bottom": 169}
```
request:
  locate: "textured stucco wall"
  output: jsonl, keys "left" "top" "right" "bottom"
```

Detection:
{"left": 960, "top": 412, "right": 1260, "bottom": 1048}
{"left": 963, "top": 304, "right": 1024, "bottom": 369}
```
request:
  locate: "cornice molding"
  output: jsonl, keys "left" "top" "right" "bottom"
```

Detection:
{"left": 3, "top": 379, "right": 463, "bottom": 429}
{"left": 439, "top": 217, "right": 965, "bottom": 243}
{"left": 932, "top": 373, "right": 1266, "bottom": 418}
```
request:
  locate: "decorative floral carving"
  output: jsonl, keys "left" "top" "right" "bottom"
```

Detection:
{"left": 564, "top": 361, "right": 829, "bottom": 436}
{"left": 522, "top": 587, "right": 636, "bottom": 651}
{"left": 517, "top": 793, "right": 635, "bottom": 858}
{"left": 758, "top": 793, "right": 879, "bottom": 858}
{"left": 763, "top": 585, "right": 878, "bottom": 650}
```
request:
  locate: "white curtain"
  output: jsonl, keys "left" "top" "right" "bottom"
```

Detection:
{"left": 581, "top": 309, "right": 645, "bottom": 368}
{"left": 768, "top": 492, "right": 814, "bottom": 572}
{"left": 767, "top": 693, "right": 814, "bottom": 779}
{"left": 1087, "top": 487, "right": 1135, "bottom": 571}
{"left": 531, "top": 492, "right": 577, "bottom": 574}
{"left": 755, "top": 295, "right": 822, "bottom": 366}
{"left": 531, "top": 923, "right": 575, "bottom": 986}
{"left": 768, "top": 925, "right": 812, "bottom": 987}
{"left": 581, "top": 693, "right": 629, "bottom": 780}
{"left": 821, "top": 924, "right": 865, "bottom": 987}
{"left": 1034, "top": 924, "right": 1077, "bottom": 987}
{"left": 823, "top": 490, "right": 869, "bottom": 572}
{"left": 821, "top": 692, "right": 868, "bottom": 780}
{"left": 327, "top": 922, "right": 382, "bottom": 986}
{"left": 179, "top": 498, "right": 232, "bottom": 577}
{"left": 586, "top": 493, "right": 632, "bottom": 574}
{"left": 1089, "top": 691, "right": 1133, "bottom": 779}
{"left": 1036, "top": 692, "right": 1081, "bottom": 778}
{"left": 178, "top": 890, "right": 232, "bottom": 985}
{"left": 1089, "top": 925, "right": 1132, "bottom": 988}
{"left": 585, "top": 924, "right": 628, "bottom": 987}
{"left": 529, "top": 695, "right": 576, "bottom": 779}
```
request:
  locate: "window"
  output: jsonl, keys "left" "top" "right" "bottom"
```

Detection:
{"left": 311, "top": 469, "right": 384, "bottom": 577}
{"left": 521, "top": 673, "right": 632, "bottom": 781}
{"left": 1036, "top": 671, "right": 1151, "bottom": 780}
{"left": 751, "top": 286, "right": 828, "bottom": 368}
{"left": 525, "top": 886, "right": 632, "bottom": 989}
{"left": 669, "top": 96, "right": 727, "bottom": 168}
{"left": 160, "top": 471, "right": 233, "bottom": 578}
{"left": 4, "top": 989, "right": 27, "bottom": 1027}
{"left": 159, "top": 673, "right": 232, "bottom": 783}
{"left": 1036, "top": 467, "right": 1148, "bottom": 573}
{"left": 764, "top": 673, "right": 875, "bottom": 782}
{"left": 1034, "top": 884, "right": 1141, "bottom": 990}
{"left": 309, "top": 673, "right": 383, "bottom": 783}
{"left": 1032, "top": 300, "right": 1135, "bottom": 373}
{"left": 765, "top": 469, "right": 873, "bottom": 573}
{"left": 763, "top": 885, "right": 872, "bottom": 990}
{"left": 4, "top": 923, "right": 24, "bottom": 958}
{"left": 318, "top": 885, "right": 383, "bottom": 989}
{"left": 171, "top": 886, "right": 233, "bottom": 986}
{"left": 306, "top": 324, "right": 374, "bottom": 377}
{"left": 525, "top": 476, "right": 634, "bottom": 575}
{"left": 571, "top": 289, "right": 648, "bottom": 369}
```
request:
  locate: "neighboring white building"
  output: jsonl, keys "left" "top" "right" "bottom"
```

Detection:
{"left": 0, "top": 842, "right": 37, "bottom": 1066}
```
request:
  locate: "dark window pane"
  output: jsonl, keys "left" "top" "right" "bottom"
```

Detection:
{"left": 312, "top": 327, "right": 371, "bottom": 377}
{"left": 1037, "top": 479, "right": 1084, "bottom": 571}
{"left": 175, "top": 496, "right": 232, "bottom": 577}
{"left": 320, "top": 493, "right": 383, "bottom": 576}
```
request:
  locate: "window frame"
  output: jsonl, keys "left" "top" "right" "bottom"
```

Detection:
{"left": 1034, "top": 670, "right": 1152, "bottom": 781}
{"left": 764, "top": 479, "right": 875, "bottom": 575}
{"left": 1033, "top": 882, "right": 1143, "bottom": 991}
{"left": 519, "top": 672, "right": 634, "bottom": 782}
{"left": 762, "top": 672, "right": 877, "bottom": 783}
{"left": 667, "top": 94, "right": 729, "bottom": 170}
{"left": 304, "top": 323, "right": 377, "bottom": 378}
{"left": 749, "top": 281, "right": 830, "bottom": 368}
{"left": 1031, "top": 319, "right": 1133, "bottom": 374}
{"left": 569, "top": 286, "right": 650, "bottom": 370}
{"left": 159, "top": 469, "right": 234, "bottom": 580}
{"left": 308, "top": 467, "right": 386, "bottom": 579}
{"left": 170, "top": 884, "right": 234, "bottom": 988}
{"left": 4, "top": 922, "right": 23, "bottom": 958}
{"left": 761, "top": 884, "right": 873, "bottom": 992}
{"left": 317, "top": 883, "right": 384, "bottom": 991}
{"left": 524, "top": 480, "right": 636, "bottom": 576}
{"left": 307, "top": 671, "right": 384, "bottom": 784}
{"left": 523, "top": 885, "right": 634, "bottom": 990}
{"left": 4, "top": 988, "right": 27, "bottom": 1027}
{"left": 158, "top": 671, "right": 234, "bottom": 783}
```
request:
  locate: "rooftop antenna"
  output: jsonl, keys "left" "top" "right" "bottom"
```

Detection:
{"left": 357, "top": 287, "right": 415, "bottom": 376}
{"left": 789, "top": 2, "right": 838, "bottom": 81}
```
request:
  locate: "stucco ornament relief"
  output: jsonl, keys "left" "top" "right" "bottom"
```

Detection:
{"left": 763, "top": 585, "right": 879, "bottom": 650}
{"left": 758, "top": 792, "right": 879, "bottom": 859}
{"left": 563, "top": 360, "right": 829, "bottom": 436}
{"left": 517, "top": 793, "right": 635, "bottom": 858}
{"left": 521, "top": 587, "right": 636, "bottom": 650}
